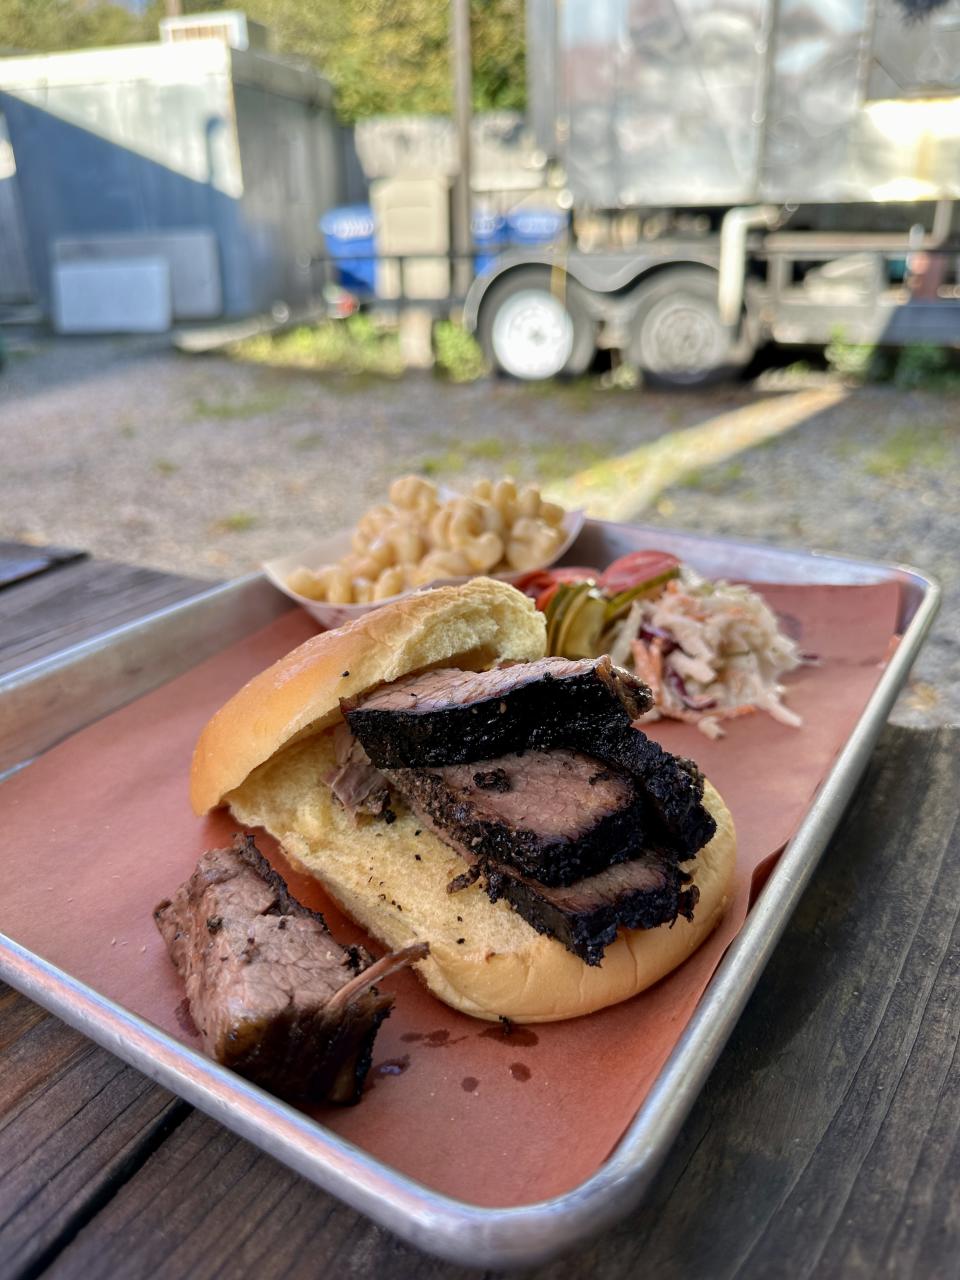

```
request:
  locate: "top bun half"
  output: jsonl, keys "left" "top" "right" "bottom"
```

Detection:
{"left": 190, "top": 577, "right": 547, "bottom": 815}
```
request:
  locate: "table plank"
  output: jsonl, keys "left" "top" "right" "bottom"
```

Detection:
{"left": 34, "top": 725, "right": 960, "bottom": 1279}
{"left": 0, "top": 555, "right": 211, "bottom": 676}
{"left": 0, "top": 553, "right": 208, "bottom": 1279}
{"left": 0, "top": 985, "right": 189, "bottom": 1279}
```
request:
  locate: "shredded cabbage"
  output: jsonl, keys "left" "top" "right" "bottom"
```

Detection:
{"left": 611, "top": 566, "right": 804, "bottom": 738}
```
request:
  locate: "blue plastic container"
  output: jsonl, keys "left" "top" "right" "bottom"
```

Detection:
{"left": 319, "top": 204, "right": 376, "bottom": 296}
{"left": 505, "top": 207, "right": 568, "bottom": 248}
{"left": 472, "top": 209, "right": 507, "bottom": 275}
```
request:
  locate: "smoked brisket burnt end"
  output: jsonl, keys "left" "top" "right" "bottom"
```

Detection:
{"left": 383, "top": 750, "right": 662, "bottom": 887}
{"left": 154, "top": 835, "right": 412, "bottom": 1105}
{"left": 485, "top": 854, "right": 699, "bottom": 966}
{"left": 342, "top": 656, "right": 653, "bottom": 767}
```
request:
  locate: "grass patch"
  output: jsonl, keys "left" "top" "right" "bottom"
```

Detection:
{"left": 825, "top": 334, "right": 960, "bottom": 390}
{"left": 212, "top": 511, "right": 257, "bottom": 533}
{"left": 294, "top": 431, "right": 325, "bottom": 450}
{"left": 824, "top": 335, "right": 887, "bottom": 381}
{"left": 153, "top": 457, "right": 178, "bottom": 476}
{"left": 433, "top": 321, "right": 488, "bottom": 383}
{"left": 191, "top": 388, "right": 291, "bottom": 421}
{"left": 420, "top": 450, "right": 465, "bottom": 477}
{"left": 230, "top": 317, "right": 404, "bottom": 379}
{"left": 892, "top": 343, "right": 960, "bottom": 391}
{"left": 532, "top": 440, "right": 609, "bottom": 482}
{"left": 520, "top": 376, "right": 596, "bottom": 411}
{"left": 470, "top": 437, "right": 507, "bottom": 460}
{"left": 416, "top": 437, "right": 612, "bottom": 485}
{"left": 676, "top": 461, "right": 745, "bottom": 493}
{"left": 864, "top": 427, "right": 950, "bottom": 478}
{"left": 419, "top": 437, "right": 508, "bottom": 477}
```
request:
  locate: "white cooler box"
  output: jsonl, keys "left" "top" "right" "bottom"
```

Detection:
{"left": 52, "top": 258, "right": 172, "bottom": 334}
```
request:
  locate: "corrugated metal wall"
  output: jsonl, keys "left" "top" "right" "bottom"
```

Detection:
{"left": 0, "top": 111, "right": 32, "bottom": 303}
{"left": 0, "top": 40, "right": 341, "bottom": 321}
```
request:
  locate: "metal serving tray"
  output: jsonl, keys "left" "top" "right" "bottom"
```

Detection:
{"left": 0, "top": 523, "right": 940, "bottom": 1268}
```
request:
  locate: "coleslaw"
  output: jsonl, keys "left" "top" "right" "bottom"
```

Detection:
{"left": 516, "top": 554, "right": 805, "bottom": 738}
{"left": 608, "top": 566, "right": 803, "bottom": 739}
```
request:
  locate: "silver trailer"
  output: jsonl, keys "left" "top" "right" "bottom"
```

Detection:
{"left": 466, "top": 0, "right": 960, "bottom": 384}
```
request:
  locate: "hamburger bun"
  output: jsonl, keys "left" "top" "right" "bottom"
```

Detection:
{"left": 191, "top": 577, "right": 546, "bottom": 816}
{"left": 193, "top": 577, "right": 737, "bottom": 1023}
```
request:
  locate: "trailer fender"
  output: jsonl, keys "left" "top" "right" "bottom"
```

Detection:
{"left": 463, "top": 248, "right": 721, "bottom": 333}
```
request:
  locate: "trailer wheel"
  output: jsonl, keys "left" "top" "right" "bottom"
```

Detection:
{"left": 628, "top": 268, "right": 755, "bottom": 389}
{"left": 478, "top": 268, "right": 596, "bottom": 381}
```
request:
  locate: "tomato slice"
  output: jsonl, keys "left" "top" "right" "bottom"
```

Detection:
{"left": 597, "top": 551, "right": 680, "bottom": 595}
{"left": 513, "top": 566, "right": 598, "bottom": 606}
{"left": 511, "top": 570, "right": 557, "bottom": 602}
{"left": 535, "top": 582, "right": 561, "bottom": 612}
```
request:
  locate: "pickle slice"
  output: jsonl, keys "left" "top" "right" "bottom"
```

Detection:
{"left": 604, "top": 567, "right": 680, "bottom": 622}
{"left": 556, "top": 589, "right": 607, "bottom": 659}
{"left": 546, "top": 581, "right": 589, "bottom": 654}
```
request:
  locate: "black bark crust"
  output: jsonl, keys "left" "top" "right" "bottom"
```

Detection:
{"left": 341, "top": 656, "right": 716, "bottom": 965}
{"left": 343, "top": 655, "right": 654, "bottom": 768}
{"left": 384, "top": 758, "right": 660, "bottom": 887}
{"left": 485, "top": 857, "right": 699, "bottom": 966}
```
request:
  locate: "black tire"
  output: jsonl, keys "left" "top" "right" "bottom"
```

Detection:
{"left": 477, "top": 267, "right": 597, "bottom": 381}
{"left": 627, "top": 267, "right": 756, "bottom": 389}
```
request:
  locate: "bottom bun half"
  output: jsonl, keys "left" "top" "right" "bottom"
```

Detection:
{"left": 226, "top": 732, "right": 737, "bottom": 1023}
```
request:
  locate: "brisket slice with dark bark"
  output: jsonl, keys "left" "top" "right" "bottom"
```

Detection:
{"left": 345, "top": 655, "right": 714, "bottom": 860}
{"left": 382, "top": 749, "right": 659, "bottom": 887}
{"left": 386, "top": 778, "right": 699, "bottom": 965}
{"left": 484, "top": 853, "right": 698, "bottom": 966}
{"left": 342, "top": 655, "right": 653, "bottom": 766}
{"left": 154, "top": 834, "right": 425, "bottom": 1105}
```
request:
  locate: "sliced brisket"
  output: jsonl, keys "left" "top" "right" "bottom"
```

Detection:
{"left": 154, "top": 834, "right": 425, "bottom": 1105}
{"left": 338, "top": 655, "right": 716, "bottom": 965}
{"left": 383, "top": 749, "right": 657, "bottom": 887}
{"left": 345, "top": 655, "right": 714, "bottom": 861}
{"left": 485, "top": 852, "right": 698, "bottom": 966}
{"left": 342, "top": 655, "right": 653, "bottom": 766}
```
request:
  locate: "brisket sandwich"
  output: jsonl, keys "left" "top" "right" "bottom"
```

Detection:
{"left": 190, "top": 579, "right": 736, "bottom": 1023}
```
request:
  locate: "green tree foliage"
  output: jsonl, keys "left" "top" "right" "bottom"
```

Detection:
{"left": 192, "top": 0, "right": 526, "bottom": 119}
{"left": 0, "top": 0, "right": 147, "bottom": 52}
{"left": 0, "top": 0, "right": 526, "bottom": 120}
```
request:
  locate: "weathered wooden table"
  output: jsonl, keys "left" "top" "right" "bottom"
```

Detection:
{"left": 1, "top": 550, "right": 957, "bottom": 1280}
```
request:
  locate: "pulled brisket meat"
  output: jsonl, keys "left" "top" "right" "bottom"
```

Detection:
{"left": 338, "top": 655, "right": 716, "bottom": 965}
{"left": 327, "top": 723, "right": 391, "bottom": 819}
{"left": 154, "top": 835, "right": 425, "bottom": 1104}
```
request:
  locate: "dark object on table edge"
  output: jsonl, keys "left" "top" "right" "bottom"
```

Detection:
{"left": 154, "top": 834, "right": 427, "bottom": 1105}
{"left": 0, "top": 540, "right": 88, "bottom": 590}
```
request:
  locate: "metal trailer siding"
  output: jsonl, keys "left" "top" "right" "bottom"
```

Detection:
{"left": 0, "top": 111, "right": 32, "bottom": 303}
{"left": 230, "top": 56, "right": 342, "bottom": 313}
{"left": 0, "top": 41, "right": 340, "bottom": 321}
{"left": 537, "top": 0, "right": 960, "bottom": 208}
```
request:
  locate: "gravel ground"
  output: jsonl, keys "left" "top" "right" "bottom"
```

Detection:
{"left": 2, "top": 334, "right": 957, "bottom": 726}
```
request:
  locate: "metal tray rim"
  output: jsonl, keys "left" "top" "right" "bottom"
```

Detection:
{"left": 0, "top": 530, "right": 941, "bottom": 1267}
